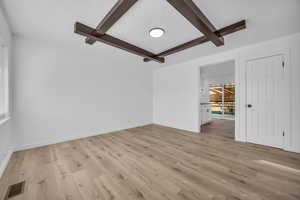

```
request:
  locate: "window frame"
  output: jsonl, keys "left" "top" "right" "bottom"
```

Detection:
{"left": 0, "top": 37, "right": 10, "bottom": 124}
{"left": 209, "top": 83, "right": 235, "bottom": 119}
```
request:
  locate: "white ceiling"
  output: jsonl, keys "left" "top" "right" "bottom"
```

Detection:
{"left": 2, "top": 0, "right": 300, "bottom": 66}
{"left": 106, "top": 0, "right": 203, "bottom": 53}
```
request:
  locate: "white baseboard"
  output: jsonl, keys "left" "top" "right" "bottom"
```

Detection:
{"left": 14, "top": 123, "right": 152, "bottom": 151}
{"left": 284, "top": 146, "right": 300, "bottom": 154}
{"left": 0, "top": 150, "right": 13, "bottom": 178}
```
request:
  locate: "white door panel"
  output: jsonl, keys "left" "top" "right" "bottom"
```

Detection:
{"left": 246, "top": 55, "right": 285, "bottom": 148}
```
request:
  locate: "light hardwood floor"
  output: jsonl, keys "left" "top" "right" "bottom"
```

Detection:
{"left": 1, "top": 124, "right": 300, "bottom": 200}
{"left": 201, "top": 119, "right": 235, "bottom": 139}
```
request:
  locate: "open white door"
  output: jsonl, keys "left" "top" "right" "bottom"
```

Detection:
{"left": 246, "top": 55, "right": 285, "bottom": 148}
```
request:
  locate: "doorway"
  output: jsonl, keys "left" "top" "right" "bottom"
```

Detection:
{"left": 199, "top": 60, "right": 235, "bottom": 139}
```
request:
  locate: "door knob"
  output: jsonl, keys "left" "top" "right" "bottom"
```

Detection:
{"left": 247, "top": 104, "right": 252, "bottom": 108}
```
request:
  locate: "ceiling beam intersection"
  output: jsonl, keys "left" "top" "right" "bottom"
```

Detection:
{"left": 75, "top": 22, "right": 165, "bottom": 63}
{"left": 143, "top": 20, "right": 246, "bottom": 62}
{"left": 86, "top": 0, "right": 138, "bottom": 45}
{"left": 166, "top": 0, "right": 224, "bottom": 47}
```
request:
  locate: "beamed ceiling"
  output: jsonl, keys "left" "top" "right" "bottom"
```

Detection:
{"left": 74, "top": 0, "right": 246, "bottom": 64}
{"left": 2, "top": 0, "right": 300, "bottom": 66}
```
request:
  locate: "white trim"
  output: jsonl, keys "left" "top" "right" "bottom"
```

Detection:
{"left": 239, "top": 48, "right": 291, "bottom": 151}
{"left": 198, "top": 59, "right": 238, "bottom": 139}
{"left": 0, "top": 150, "right": 13, "bottom": 178}
{"left": 0, "top": 42, "right": 9, "bottom": 121}
{"left": 3, "top": 45, "right": 10, "bottom": 116}
{"left": 0, "top": 115, "right": 10, "bottom": 125}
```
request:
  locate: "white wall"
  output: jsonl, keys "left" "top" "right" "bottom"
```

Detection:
{"left": 12, "top": 37, "right": 154, "bottom": 150}
{"left": 289, "top": 37, "right": 300, "bottom": 153}
{"left": 154, "top": 66, "right": 200, "bottom": 132}
{"left": 154, "top": 33, "right": 300, "bottom": 153}
{"left": 0, "top": 4, "right": 13, "bottom": 176}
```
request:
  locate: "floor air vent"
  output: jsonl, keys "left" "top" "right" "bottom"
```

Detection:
{"left": 4, "top": 181, "right": 25, "bottom": 199}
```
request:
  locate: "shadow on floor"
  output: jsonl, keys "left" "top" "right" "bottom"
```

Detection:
{"left": 201, "top": 119, "right": 235, "bottom": 139}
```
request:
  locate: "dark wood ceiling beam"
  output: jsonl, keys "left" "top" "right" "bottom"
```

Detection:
{"left": 166, "top": 0, "right": 224, "bottom": 47}
{"left": 86, "top": 0, "right": 138, "bottom": 45}
{"left": 144, "top": 20, "right": 246, "bottom": 62}
{"left": 75, "top": 22, "right": 165, "bottom": 63}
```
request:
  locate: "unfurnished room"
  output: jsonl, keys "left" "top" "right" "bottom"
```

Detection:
{"left": 0, "top": 0, "right": 300, "bottom": 200}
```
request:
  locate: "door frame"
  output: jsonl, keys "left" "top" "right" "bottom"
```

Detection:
{"left": 238, "top": 47, "right": 291, "bottom": 150}
{"left": 197, "top": 45, "right": 291, "bottom": 151}
{"left": 198, "top": 59, "right": 237, "bottom": 138}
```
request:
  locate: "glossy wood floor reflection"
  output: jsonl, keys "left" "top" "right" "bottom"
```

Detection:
{"left": 1, "top": 124, "right": 300, "bottom": 200}
{"left": 201, "top": 119, "right": 235, "bottom": 139}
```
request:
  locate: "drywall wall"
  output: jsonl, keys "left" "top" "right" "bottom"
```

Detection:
{"left": 154, "top": 33, "right": 300, "bottom": 153}
{"left": 12, "top": 37, "right": 155, "bottom": 150}
{"left": 200, "top": 61, "right": 235, "bottom": 85}
{"left": 154, "top": 65, "right": 199, "bottom": 132}
{"left": 290, "top": 38, "right": 300, "bottom": 153}
{"left": 0, "top": 4, "right": 13, "bottom": 176}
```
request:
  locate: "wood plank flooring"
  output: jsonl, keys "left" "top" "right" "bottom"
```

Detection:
{"left": 201, "top": 119, "right": 235, "bottom": 139}
{"left": 0, "top": 124, "right": 300, "bottom": 200}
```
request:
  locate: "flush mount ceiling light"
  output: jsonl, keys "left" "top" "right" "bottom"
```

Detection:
{"left": 74, "top": 0, "right": 246, "bottom": 64}
{"left": 149, "top": 28, "right": 165, "bottom": 38}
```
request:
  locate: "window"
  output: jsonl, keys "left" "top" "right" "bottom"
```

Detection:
{"left": 209, "top": 83, "right": 235, "bottom": 119}
{"left": 0, "top": 42, "right": 9, "bottom": 121}
{"left": 223, "top": 83, "right": 235, "bottom": 116}
{"left": 209, "top": 84, "right": 223, "bottom": 115}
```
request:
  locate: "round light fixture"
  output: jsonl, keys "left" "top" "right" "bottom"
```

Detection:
{"left": 149, "top": 28, "right": 165, "bottom": 38}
